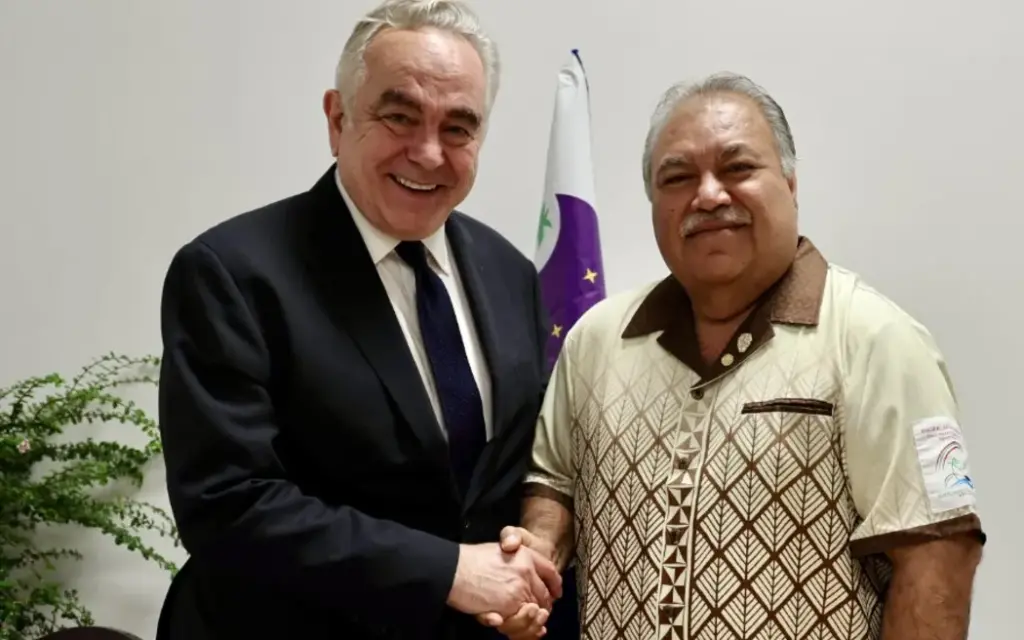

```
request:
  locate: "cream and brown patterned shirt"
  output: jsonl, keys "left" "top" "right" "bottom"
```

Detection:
{"left": 524, "top": 239, "right": 984, "bottom": 640}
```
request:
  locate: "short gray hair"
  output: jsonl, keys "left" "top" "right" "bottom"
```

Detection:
{"left": 335, "top": 0, "right": 500, "bottom": 119}
{"left": 642, "top": 72, "right": 797, "bottom": 200}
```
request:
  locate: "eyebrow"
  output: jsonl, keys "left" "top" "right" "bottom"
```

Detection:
{"left": 720, "top": 143, "right": 760, "bottom": 161}
{"left": 375, "top": 88, "right": 421, "bottom": 112}
{"left": 656, "top": 143, "right": 763, "bottom": 178}
{"left": 374, "top": 88, "right": 482, "bottom": 130}
{"left": 656, "top": 155, "right": 692, "bottom": 180}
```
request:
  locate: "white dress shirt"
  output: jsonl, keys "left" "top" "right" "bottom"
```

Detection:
{"left": 335, "top": 170, "right": 494, "bottom": 441}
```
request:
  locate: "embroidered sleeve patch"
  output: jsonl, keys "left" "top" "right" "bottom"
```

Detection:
{"left": 912, "top": 416, "right": 976, "bottom": 513}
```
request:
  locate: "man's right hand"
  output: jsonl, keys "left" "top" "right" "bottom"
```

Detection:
{"left": 446, "top": 542, "right": 563, "bottom": 618}
{"left": 475, "top": 527, "right": 561, "bottom": 639}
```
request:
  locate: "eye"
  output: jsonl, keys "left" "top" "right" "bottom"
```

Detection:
{"left": 445, "top": 125, "right": 474, "bottom": 139}
{"left": 727, "top": 163, "right": 756, "bottom": 173}
{"left": 662, "top": 174, "right": 693, "bottom": 185}
{"left": 441, "top": 126, "right": 474, "bottom": 146}
{"left": 382, "top": 113, "right": 415, "bottom": 126}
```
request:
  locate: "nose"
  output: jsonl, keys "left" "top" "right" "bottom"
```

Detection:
{"left": 691, "top": 172, "right": 731, "bottom": 211}
{"left": 407, "top": 130, "right": 445, "bottom": 171}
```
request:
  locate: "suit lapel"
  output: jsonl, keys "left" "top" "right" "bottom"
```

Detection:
{"left": 304, "top": 169, "right": 451, "bottom": 472}
{"left": 446, "top": 215, "right": 515, "bottom": 509}
{"left": 304, "top": 173, "right": 518, "bottom": 508}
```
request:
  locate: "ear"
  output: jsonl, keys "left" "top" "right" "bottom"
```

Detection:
{"left": 323, "top": 89, "right": 344, "bottom": 158}
{"left": 787, "top": 171, "right": 799, "bottom": 210}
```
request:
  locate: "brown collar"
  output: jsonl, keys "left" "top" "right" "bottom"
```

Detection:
{"left": 621, "top": 237, "right": 828, "bottom": 385}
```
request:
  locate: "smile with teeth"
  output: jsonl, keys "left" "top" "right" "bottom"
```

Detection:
{"left": 392, "top": 175, "right": 439, "bottom": 192}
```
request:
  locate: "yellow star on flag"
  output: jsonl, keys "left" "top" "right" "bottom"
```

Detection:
{"left": 551, "top": 324, "right": 563, "bottom": 338}
{"left": 583, "top": 268, "right": 599, "bottom": 284}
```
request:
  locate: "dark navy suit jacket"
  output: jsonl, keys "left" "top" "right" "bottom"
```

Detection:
{"left": 155, "top": 166, "right": 558, "bottom": 639}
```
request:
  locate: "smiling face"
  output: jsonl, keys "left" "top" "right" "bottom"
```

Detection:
{"left": 650, "top": 92, "right": 799, "bottom": 297}
{"left": 324, "top": 27, "right": 486, "bottom": 240}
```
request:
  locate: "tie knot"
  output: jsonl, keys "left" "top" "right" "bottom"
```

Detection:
{"left": 395, "top": 240, "right": 429, "bottom": 272}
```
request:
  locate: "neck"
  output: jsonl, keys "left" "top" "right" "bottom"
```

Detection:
{"left": 687, "top": 251, "right": 794, "bottom": 324}
{"left": 688, "top": 283, "right": 763, "bottom": 364}
{"left": 689, "top": 285, "right": 761, "bottom": 325}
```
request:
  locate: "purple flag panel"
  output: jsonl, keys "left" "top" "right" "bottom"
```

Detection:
{"left": 538, "top": 193, "right": 606, "bottom": 371}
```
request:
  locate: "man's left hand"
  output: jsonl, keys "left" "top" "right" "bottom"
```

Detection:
{"left": 478, "top": 602, "right": 549, "bottom": 639}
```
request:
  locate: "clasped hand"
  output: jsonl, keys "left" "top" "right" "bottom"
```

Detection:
{"left": 448, "top": 526, "right": 559, "bottom": 639}
{"left": 476, "top": 527, "right": 558, "bottom": 639}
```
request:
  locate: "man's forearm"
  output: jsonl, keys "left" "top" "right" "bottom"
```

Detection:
{"left": 521, "top": 493, "right": 574, "bottom": 571}
{"left": 881, "top": 535, "right": 981, "bottom": 639}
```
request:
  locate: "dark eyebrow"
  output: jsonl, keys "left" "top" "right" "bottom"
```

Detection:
{"left": 374, "top": 88, "right": 482, "bottom": 130}
{"left": 374, "top": 88, "right": 421, "bottom": 112}
{"left": 447, "top": 106, "right": 482, "bottom": 131}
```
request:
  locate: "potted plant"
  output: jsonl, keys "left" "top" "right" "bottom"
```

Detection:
{"left": 0, "top": 353, "right": 180, "bottom": 639}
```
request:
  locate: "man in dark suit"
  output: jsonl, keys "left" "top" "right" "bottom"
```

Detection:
{"left": 155, "top": 1, "right": 561, "bottom": 638}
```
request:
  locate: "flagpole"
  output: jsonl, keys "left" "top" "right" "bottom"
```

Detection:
{"left": 532, "top": 47, "right": 606, "bottom": 639}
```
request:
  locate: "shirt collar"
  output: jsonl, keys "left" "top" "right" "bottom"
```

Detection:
{"left": 334, "top": 168, "right": 451, "bottom": 274}
{"left": 620, "top": 237, "right": 828, "bottom": 385}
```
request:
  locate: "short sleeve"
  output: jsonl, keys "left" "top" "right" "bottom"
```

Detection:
{"left": 843, "top": 292, "right": 985, "bottom": 557}
{"left": 522, "top": 332, "right": 577, "bottom": 508}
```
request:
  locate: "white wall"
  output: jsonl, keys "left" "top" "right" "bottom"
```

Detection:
{"left": 1, "top": 0, "right": 1020, "bottom": 637}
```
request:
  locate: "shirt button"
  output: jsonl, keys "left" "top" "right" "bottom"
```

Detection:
{"left": 691, "top": 389, "right": 704, "bottom": 400}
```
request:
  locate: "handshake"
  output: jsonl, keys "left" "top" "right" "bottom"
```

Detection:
{"left": 447, "top": 526, "right": 563, "bottom": 639}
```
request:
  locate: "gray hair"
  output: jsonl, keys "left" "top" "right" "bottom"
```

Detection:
{"left": 335, "top": 0, "right": 500, "bottom": 119}
{"left": 642, "top": 72, "right": 797, "bottom": 200}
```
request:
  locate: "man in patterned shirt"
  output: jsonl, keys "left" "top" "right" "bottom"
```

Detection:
{"left": 490, "top": 72, "right": 985, "bottom": 640}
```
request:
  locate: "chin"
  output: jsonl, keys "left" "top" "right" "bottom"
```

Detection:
{"left": 379, "top": 208, "right": 448, "bottom": 240}
{"left": 688, "top": 252, "right": 747, "bottom": 280}
{"left": 692, "top": 270, "right": 743, "bottom": 287}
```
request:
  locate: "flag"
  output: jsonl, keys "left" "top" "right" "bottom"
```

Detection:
{"left": 534, "top": 49, "right": 606, "bottom": 373}
{"left": 533, "top": 48, "right": 605, "bottom": 639}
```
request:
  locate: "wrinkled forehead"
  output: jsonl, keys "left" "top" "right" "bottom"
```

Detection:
{"left": 654, "top": 93, "right": 777, "bottom": 165}
{"left": 361, "top": 27, "right": 487, "bottom": 121}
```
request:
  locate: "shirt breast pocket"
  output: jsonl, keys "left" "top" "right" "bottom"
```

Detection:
{"left": 723, "top": 397, "right": 844, "bottom": 525}
{"left": 740, "top": 397, "right": 835, "bottom": 417}
{"left": 733, "top": 397, "right": 840, "bottom": 464}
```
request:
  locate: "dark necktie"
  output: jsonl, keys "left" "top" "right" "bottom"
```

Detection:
{"left": 395, "top": 240, "right": 487, "bottom": 497}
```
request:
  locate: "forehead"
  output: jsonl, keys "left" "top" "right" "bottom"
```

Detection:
{"left": 654, "top": 93, "right": 776, "bottom": 162}
{"left": 360, "top": 27, "right": 486, "bottom": 113}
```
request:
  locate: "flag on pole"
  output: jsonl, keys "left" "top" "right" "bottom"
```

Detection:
{"left": 533, "top": 48, "right": 604, "bottom": 639}
{"left": 534, "top": 49, "right": 606, "bottom": 373}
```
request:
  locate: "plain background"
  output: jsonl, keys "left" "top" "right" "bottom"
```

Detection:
{"left": 1, "top": 0, "right": 1020, "bottom": 637}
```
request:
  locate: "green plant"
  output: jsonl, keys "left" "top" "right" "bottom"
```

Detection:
{"left": 0, "top": 353, "right": 180, "bottom": 639}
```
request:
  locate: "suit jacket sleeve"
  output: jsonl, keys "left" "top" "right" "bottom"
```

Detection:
{"left": 158, "top": 239, "right": 459, "bottom": 625}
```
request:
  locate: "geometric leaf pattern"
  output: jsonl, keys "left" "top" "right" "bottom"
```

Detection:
{"left": 557, "top": 276, "right": 892, "bottom": 634}
{"left": 685, "top": 338, "right": 880, "bottom": 640}
{"left": 566, "top": 323, "right": 885, "bottom": 639}
{"left": 528, "top": 240, "right": 982, "bottom": 639}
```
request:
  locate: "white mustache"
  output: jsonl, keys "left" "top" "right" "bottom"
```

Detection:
{"left": 680, "top": 207, "right": 752, "bottom": 236}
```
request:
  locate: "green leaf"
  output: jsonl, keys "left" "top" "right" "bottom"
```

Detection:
{"left": 0, "top": 352, "right": 179, "bottom": 636}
